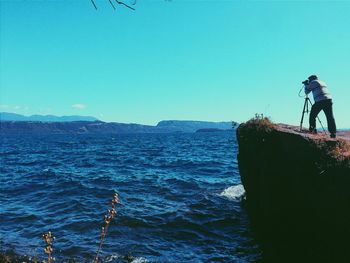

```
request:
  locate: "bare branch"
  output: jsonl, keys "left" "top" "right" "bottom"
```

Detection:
{"left": 90, "top": 0, "right": 136, "bottom": 11}
{"left": 108, "top": 0, "right": 116, "bottom": 10}
{"left": 115, "top": 0, "right": 136, "bottom": 11}
{"left": 91, "top": 0, "right": 98, "bottom": 10}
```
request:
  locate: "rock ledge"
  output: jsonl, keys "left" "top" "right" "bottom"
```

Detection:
{"left": 237, "top": 120, "right": 350, "bottom": 263}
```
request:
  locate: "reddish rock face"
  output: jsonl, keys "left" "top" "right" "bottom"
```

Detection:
{"left": 237, "top": 121, "right": 350, "bottom": 263}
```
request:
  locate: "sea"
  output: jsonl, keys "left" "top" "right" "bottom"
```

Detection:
{"left": 0, "top": 132, "right": 262, "bottom": 263}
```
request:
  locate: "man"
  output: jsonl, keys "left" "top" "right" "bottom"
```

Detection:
{"left": 304, "top": 75, "right": 337, "bottom": 138}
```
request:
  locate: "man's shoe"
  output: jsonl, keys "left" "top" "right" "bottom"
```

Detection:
{"left": 309, "top": 128, "right": 317, "bottom": 134}
{"left": 330, "top": 133, "right": 336, "bottom": 138}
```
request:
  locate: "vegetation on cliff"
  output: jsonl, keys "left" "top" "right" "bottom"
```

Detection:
{"left": 240, "top": 116, "right": 276, "bottom": 132}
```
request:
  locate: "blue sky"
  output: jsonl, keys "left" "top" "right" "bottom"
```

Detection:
{"left": 1, "top": 0, "right": 349, "bottom": 128}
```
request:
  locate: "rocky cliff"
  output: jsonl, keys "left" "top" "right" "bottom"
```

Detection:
{"left": 237, "top": 118, "right": 350, "bottom": 263}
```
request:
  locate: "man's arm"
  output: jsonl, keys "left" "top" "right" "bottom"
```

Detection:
{"left": 305, "top": 81, "right": 320, "bottom": 95}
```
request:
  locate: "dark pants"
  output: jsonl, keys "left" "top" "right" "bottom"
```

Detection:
{"left": 309, "top": 99, "right": 336, "bottom": 134}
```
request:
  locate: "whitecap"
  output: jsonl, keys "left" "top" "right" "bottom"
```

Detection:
{"left": 104, "top": 254, "right": 149, "bottom": 263}
{"left": 219, "top": 184, "right": 246, "bottom": 200}
{"left": 104, "top": 254, "right": 123, "bottom": 262}
{"left": 130, "top": 257, "right": 149, "bottom": 263}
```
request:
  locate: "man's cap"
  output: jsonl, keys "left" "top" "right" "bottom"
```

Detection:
{"left": 308, "top": 75, "right": 318, "bottom": 81}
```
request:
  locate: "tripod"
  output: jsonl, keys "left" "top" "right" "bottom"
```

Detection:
{"left": 299, "top": 96, "right": 326, "bottom": 133}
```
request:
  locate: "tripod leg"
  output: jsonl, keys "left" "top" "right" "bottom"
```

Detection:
{"left": 300, "top": 99, "right": 308, "bottom": 131}
{"left": 316, "top": 115, "right": 326, "bottom": 133}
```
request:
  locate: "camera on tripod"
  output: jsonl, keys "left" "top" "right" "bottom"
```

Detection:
{"left": 302, "top": 79, "right": 309, "bottom": 86}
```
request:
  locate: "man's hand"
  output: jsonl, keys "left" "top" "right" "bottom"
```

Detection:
{"left": 302, "top": 80, "right": 309, "bottom": 85}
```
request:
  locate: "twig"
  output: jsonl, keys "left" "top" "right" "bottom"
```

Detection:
{"left": 108, "top": 0, "right": 116, "bottom": 10}
{"left": 91, "top": 0, "right": 98, "bottom": 10}
{"left": 115, "top": 0, "right": 136, "bottom": 10}
{"left": 90, "top": 0, "right": 136, "bottom": 10}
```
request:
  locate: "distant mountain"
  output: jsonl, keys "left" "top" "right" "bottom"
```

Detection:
{"left": 157, "top": 120, "right": 233, "bottom": 133}
{"left": 0, "top": 121, "right": 165, "bottom": 134}
{"left": 0, "top": 112, "right": 99, "bottom": 122}
{"left": 0, "top": 120, "right": 209, "bottom": 134}
{"left": 0, "top": 119, "right": 237, "bottom": 134}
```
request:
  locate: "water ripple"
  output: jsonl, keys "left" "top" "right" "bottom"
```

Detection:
{"left": 0, "top": 133, "right": 261, "bottom": 262}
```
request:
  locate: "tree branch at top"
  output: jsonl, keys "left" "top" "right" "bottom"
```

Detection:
{"left": 90, "top": 0, "right": 136, "bottom": 10}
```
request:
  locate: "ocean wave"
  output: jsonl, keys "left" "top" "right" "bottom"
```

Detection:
{"left": 104, "top": 254, "right": 150, "bottom": 263}
{"left": 0, "top": 133, "right": 260, "bottom": 262}
{"left": 219, "top": 184, "right": 246, "bottom": 200}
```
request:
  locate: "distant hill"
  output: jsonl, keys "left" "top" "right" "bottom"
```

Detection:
{"left": 157, "top": 120, "right": 233, "bottom": 133}
{"left": 0, "top": 112, "right": 99, "bottom": 122}
{"left": 0, "top": 119, "right": 237, "bottom": 134}
{"left": 0, "top": 121, "right": 167, "bottom": 134}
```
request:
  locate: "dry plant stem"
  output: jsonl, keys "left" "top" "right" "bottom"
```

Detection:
{"left": 93, "top": 193, "right": 119, "bottom": 263}
{"left": 42, "top": 231, "right": 56, "bottom": 263}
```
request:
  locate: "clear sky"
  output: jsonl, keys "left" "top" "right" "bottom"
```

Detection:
{"left": 1, "top": 0, "right": 349, "bottom": 128}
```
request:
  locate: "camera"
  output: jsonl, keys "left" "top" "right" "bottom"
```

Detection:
{"left": 302, "top": 80, "right": 309, "bottom": 85}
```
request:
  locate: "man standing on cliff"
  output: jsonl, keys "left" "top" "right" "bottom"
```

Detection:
{"left": 304, "top": 75, "right": 337, "bottom": 138}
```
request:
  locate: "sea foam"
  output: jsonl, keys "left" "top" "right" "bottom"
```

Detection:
{"left": 219, "top": 184, "right": 246, "bottom": 200}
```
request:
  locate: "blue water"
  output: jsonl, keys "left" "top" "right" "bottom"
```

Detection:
{"left": 0, "top": 132, "right": 261, "bottom": 262}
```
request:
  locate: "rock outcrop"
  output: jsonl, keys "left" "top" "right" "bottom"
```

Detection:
{"left": 237, "top": 119, "right": 350, "bottom": 263}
